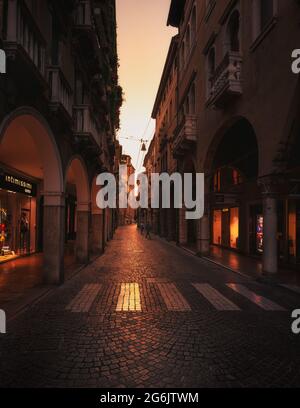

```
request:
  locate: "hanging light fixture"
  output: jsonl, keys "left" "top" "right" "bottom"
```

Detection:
{"left": 141, "top": 142, "right": 147, "bottom": 152}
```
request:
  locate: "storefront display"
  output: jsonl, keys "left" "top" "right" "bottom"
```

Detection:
{"left": 0, "top": 171, "right": 37, "bottom": 262}
{"left": 213, "top": 207, "right": 239, "bottom": 249}
{"left": 288, "top": 200, "right": 300, "bottom": 265}
{"left": 256, "top": 215, "right": 264, "bottom": 254}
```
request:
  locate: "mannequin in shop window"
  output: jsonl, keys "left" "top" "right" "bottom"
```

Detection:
{"left": 20, "top": 212, "right": 29, "bottom": 254}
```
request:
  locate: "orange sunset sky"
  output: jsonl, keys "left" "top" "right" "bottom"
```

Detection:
{"left": 116, "top": 0, "right": 177, "bottom": 173}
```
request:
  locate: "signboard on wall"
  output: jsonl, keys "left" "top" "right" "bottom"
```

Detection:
{"left": 0, "top": 172, "right": 37, "bottom": 197}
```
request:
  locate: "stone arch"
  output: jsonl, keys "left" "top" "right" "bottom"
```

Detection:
{"left": 65, "top": 156, "right": 90, "bottom": 264}
{"left": 204, "top": 117, "right": 260, "bottom": 257}
{"left": 65, "top": 155, "right": 90, "bottom": 210}
{"left": 0, "top": 107, "right": 63, "bottom": 194}
{"left": 203, "top": 116, "right": 259, "bottom": 177}
{"left": 0, "top": 107, "right": 64, "bottom": 284}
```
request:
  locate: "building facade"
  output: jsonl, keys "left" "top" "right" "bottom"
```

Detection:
{"left": 147, "top": 0, "right": 300, "bottom": 274}
{"left": 118, "top": 154, "right": 136, "bottom": 226}
{"left": 145, "top": 35, "right": 179, "bottom": 241}
{"left": 0, "top": 0, "right": 122, "bottom": 283}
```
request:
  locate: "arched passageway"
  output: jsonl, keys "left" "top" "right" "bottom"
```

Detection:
{"left": 91, "top": 176, "right": 105, "bottom": 255}
{"left": 0, "top": 108, "right": 64, "bottom": 283}
{"left": 207, "top": 118, "right": 260, "bottom": 258}
{"left": 65, "top": 157, "right": 90, "bottom": 265}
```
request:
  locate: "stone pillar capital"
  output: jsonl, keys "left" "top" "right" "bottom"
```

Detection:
{"left": 77, "top": 202, "right": 91, "bottom": 212}
{"left": 258, "top": 174, "right": 283, "bottom": 197}
{"left": 42, "top": 191, "right": 65, "bottom": 207}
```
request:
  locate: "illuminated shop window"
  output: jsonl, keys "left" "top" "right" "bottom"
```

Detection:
{"left": 230, "top": 208, "right": 239, "bottom": 249}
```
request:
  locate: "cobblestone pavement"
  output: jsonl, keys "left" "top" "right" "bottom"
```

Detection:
{"left": 0, "top": 225, "right": 300, "bottom": 388}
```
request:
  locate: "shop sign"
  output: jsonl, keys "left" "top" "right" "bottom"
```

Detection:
{"left": 0, "top": 172, "right": 37, "bottom": 197}
{"left": 214, "top": 194, "right": 239, "bottom": 205}
{"left": 0, "top": 49, "right": 6, "bottom": 74}
{"left": 0, "top": 309, "right": 6, "bottom": 334}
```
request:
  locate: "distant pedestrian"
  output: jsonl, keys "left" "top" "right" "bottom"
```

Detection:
{"left": 145, "top": 223, "right": 151, "bottom": 240}
{"left": 140, "top": 223, "right": 144, "bottom": 235}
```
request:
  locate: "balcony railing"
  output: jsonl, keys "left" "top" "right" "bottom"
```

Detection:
{"left": 173, "top": 114, "right": 197, "bottom": 158}
{"left": 73, "top": 105, "right": 100, "bottom": 148}
{"left": 74, "top": 1, "right": 93, "bottom": 29}
{"left": 207, "top": 51, "right": 243, "bottom": 108}
{"left": 4, "top": 0, "right": 45, "bottom": 77}
{"left": 48, "top": 67, "right": 73, "bottom": 118}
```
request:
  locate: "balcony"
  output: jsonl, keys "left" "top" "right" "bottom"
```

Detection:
{"left": 173, "top": 115, "right": 197, "bottom": 158}
{"left": 207, "top": 51, "right": 243, "bottom": 108}
{"left": 73, "top": 105, "right": 101, "bottom": 150}
{"left": 48, "top": 67, "right": 73, "bottom": 121}
{"left": 3, "top": 0, "right": 46, "bottom": 86}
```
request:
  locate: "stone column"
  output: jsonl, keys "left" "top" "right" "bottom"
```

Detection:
{"left": 260, "top": 177, "right": 278, "bottom": 274}
{"left": 76, "top": 202, "right": 90, "bottom": 264}
{"left": 179, "top": 208, "right": 187, "bottom": 245}
{"left": 167, "top": 209, "right": 175, "bottom": 241}
{"left": 91, "top": 209, "right": 104, "bottom": 256}
{"left": 197, "top": 214, "right": 210, "bottom": 256}
{"left": 263, "top": 195, "right": 278, "bottom": 274}
{"left": 43, "top": 192, "right": 65, "bottom": 284}
{"left": 197, "top": 176, "right": 210, "bottom": 256}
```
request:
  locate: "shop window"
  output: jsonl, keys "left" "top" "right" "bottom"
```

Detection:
{"left": 230, "top": 208, "right": 239, "bottom": 249}
{"left": 0, "top": 190, "right": 36, "bottom": 260}
{"left": 256, "top": 215, "right": 264, "bottom": 253}
{"left": 213, "top": 207, "right": 239, "bottom": 249}
{"left": 288, "top": 201, "right": 299, "bottom": 263}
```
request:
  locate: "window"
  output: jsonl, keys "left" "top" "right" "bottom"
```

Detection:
{"left": 191, "top": 6, "right": 196, "bottom": 41}
{"left": 185, "top": 95, "right": 190, "bottom": 115}
{"left": 75, "top": 69, "right": 84, "bottom": 104}
{"left": 232, "top": 169, "right": 242, "bottom": 185}
{"left": 213, "top": 170, "right": 221, "bottom": 192}
{"left": 189, "top": 83, "right": 196, "bottom": 114}
{"left": 207, "top": 47, "right": 216, "bottom": 96}
{"left": 261, "top": 0, "right": 274, "bottom": 30}
{"left": 205, "top": 0, "right": 216, "bottom": 21}
{"left": 181, "top": 41, "right": 185, "bottom": 69}
{"left": 226, "top": 10, "right": 240, "bottom": 52}
{"left": 253, "top": 0, "right": 276, "bottom": 41}
{"left": 186, "top": 25, "right": 191, "bottom": 55}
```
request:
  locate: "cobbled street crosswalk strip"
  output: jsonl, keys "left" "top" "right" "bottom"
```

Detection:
{"left": 65, "top": 281, "right": 297, "bottom": 313}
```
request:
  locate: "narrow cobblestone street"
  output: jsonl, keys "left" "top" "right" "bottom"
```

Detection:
{"left": 1, "top": 225, "right": 300, "bottom": 388}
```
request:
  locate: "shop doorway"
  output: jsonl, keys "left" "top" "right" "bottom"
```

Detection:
{"left": 0, "top": 188, "right": 36, "bottom": 260}
{"left": 213, "top": 208, "right": 239, "bottom": 249}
